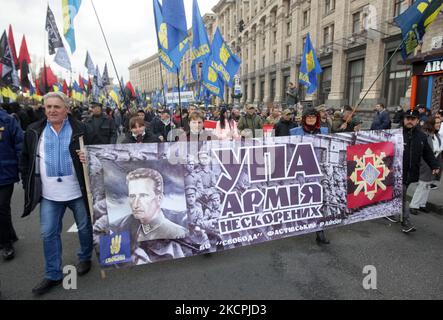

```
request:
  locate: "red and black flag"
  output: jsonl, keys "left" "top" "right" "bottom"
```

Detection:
{"left": 125, "top": 81, "right": 136, "bottom": 100}
{"left": 62, "top": 79, "right": 69, "bottom": 95}
{"left": 8, "top": 25, "right": 19, "bottom": 69}
{"left": 38, "top": 64, "right": 58, "bottom": 94}
{"left": 346, "top": 142, "right": 395, "bottom": 210}
{"left": 18, "top": 35, "right": 31, "bottom": 90}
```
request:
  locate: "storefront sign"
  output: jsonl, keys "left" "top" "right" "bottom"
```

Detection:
{"left": 424, "top": 59, "right": 443, "bottom": 74}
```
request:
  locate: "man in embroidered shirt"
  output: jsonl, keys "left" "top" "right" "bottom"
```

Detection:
{"left": 20, "top": 92, "right": 93, "bottom": 296}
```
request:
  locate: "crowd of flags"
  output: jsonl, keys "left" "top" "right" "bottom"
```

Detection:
{"left": 1, "top": 0, "right": 443, "bottom": 109}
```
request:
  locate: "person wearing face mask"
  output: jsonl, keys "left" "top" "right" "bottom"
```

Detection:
{"left": 122, "top": 117, "right": 160, "bottom": 144}
{"left": 151, "top": 110, "right": 175, "bottom": 142}
{"left": 290, "top": 108, "right": 330, "bottom": 244}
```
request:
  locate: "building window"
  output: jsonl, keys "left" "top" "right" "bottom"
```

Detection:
{"left": 303, "top": 9, "right": 310, "bottom": 27}
{"left": 325, "top": 0, "right": 335, "bottom": 15}
{"left": 287, "top": 21, "right": 292, "bottom": 36}
{"left": 271, "top": 78, "right": 276, "bottom": 101}
{"left": 352, "top": 12, "right": 361, "bottom": 34}
{"left": 260, "top": 80, "right": 265, "bottom": 102}
{"left": 348, "top": 59, "right": 365, "bottom": 107}
{"left": 319, "top": 66, "right": 332, "bottom": 104}
{"left": 394, "top": 0, "right": 409, "bottom": 17}
{"left": 385, "top": 51, "right": 411, "bottom": 107}
{"left": 286, "top": 44, "right": 291, "bottom": 60}
{"left": 323, "top": 24, "right": 334, "bottom": 46}
{"left": 262, "top": 55, "right": 266, "bottom": 68}
{"left": 273, "top": 50, "right": 277, "bottom": 64}
{"left": 273, "top": 30, "right": 277, "bottom": 44}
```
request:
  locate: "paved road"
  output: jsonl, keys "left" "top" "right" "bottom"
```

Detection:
{"left": 1, "top": 185, "right": 442, "bottom": 300}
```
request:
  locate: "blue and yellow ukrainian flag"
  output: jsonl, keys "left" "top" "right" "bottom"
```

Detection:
{"left": 395, "top": 0, "right": 443, "bottom": 61}
{"left": 299, "top": 33, "right": 322, "bottom": 95}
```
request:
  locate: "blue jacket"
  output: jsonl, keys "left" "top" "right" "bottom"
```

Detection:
{"left": 370, "top": 110, "right": 391, "bottom": 130}
{"left": 0, "top": 109, "right": 24, "bottom": 186}
{"left": 290, "top": 126, "right": 329, "bottom": 136}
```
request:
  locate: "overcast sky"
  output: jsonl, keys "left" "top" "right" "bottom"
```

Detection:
{"left": 0, "top": 0, "right": 219, "bottom": 84}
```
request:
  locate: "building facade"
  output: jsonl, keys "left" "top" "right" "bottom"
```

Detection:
{"left": 129, "top": 13, "right": 217, "bottom": 98}
{"left": 213, "top": 0, "right": 443, "bottom": 112}
{"left": 129, "top": 0, "right": 443, "bottom": 116}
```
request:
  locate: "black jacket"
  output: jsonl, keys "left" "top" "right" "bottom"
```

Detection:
{"left": 403, "top": 126, "right": 440, "bottom": 185}
{"left": 19, "top": 116, "right": 92, "bottom": 217}
{"left": 151, "top": 117, "right": 173, "bottom": 141}
{"left": 275, "top": 120, "right": 297, "bottom": 137}
{"left": 85, "top": 114, "right": 117, "bottom": 145}
{"left": 121, "top": 129, "right": 160, "bottom": 144}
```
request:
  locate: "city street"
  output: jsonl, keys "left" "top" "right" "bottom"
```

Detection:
{"left": 1, "top": 185, "right": 442, "bottom": 300}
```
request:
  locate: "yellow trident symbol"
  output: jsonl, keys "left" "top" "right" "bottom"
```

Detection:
{"left": 110, "top": 235, "right": 122, "bottom": 255}
{"left": 208, "top": 67, "right": 218, "bottom": 83}
{"left": 219, "top": 43, "right": 231, "bottom": 65}
{"left": 158, "top": 23, "right": 168, "bottom": 50}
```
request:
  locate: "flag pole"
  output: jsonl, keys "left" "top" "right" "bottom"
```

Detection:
{"left": 158, "top": 59, "right": 167, "bottom": 107}
{"left": 177, "top": 69, "right": 183, "bottom": 128}
{"left": 90, "top": 0, "right": 127, "bottom": 110}
{"left": 349, "top": 36, "right": 407, "bottom": 121}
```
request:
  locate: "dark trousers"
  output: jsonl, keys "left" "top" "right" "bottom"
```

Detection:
{"left": 0, "top": 184, "right": 18, "bottom": 246}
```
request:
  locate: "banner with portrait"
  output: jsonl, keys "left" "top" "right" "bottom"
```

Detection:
{"left": 86, "top": 129, "right": 404, "bottom": 268}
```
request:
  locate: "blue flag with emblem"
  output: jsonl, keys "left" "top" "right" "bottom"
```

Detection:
{"left": 299, "top": 33, "right": 322, "bottom": 95}
{"left": 202, "top": 59, "right": 225, "bottom": 100}
{"left": 394, "top": 0, "right": 443, "bottom": 61}
{"left": 99, "top": 232, "right": 132, "bottom": 266}
{"left": 191, "top": 0, "right": 211, "bottom": 81}
{"left": 207, "top": 28, "right": 241, "bottom": 87}
{"left": 154, "top": 0, "right": 189, "bottom": 73}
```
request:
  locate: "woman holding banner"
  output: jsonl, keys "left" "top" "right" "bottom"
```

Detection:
{"left": 290, "top": 108, "right": 330, "bottom": 245}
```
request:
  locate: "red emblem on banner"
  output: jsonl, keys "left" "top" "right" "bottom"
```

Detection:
{"left": 346, "top": 142, "right": 395, "bottom": 209}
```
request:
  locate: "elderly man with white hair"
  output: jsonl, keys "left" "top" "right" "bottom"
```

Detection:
{"left": 20, "top": 92, "right": 93, "bottom": 296}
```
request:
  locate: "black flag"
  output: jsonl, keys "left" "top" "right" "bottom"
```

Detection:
{"left": 45, "top": 5, "right": 64, "bottom": 55}
{"left": 102, "top": 63, "right": 110, "bottom": 86}
{"left": 0, "top": 31, "right": 17, "bottom": 87}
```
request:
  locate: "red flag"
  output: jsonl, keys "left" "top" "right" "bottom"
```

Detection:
{"left": 62, "top": 80, "right": 68, "bottom": 95}
{"left": 18, "top": 36, "right": 31, "bottom": 66}
{"left": 35, "top": 78, "right": 42, "bottom": 95}
{"left": 346, "top": 142, "right": 395, "bottom": 210}
{"left": 19, "top": 36, "right": 31, "bottom": 89}
{"left": 8, "top": 25, "right": 18, "bottom": 69}
{"left": 39, "top": 64, "right": 58, "bottom": 93}
{"left": 204, "top": 120, "right": 217, "bottom": 129}
{"left": 79, "top": 75, "right": 84, "bottom": 91}
{"left": 125, "top": 81, "right": 136, "bottom": 99}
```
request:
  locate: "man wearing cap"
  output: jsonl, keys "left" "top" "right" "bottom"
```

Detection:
{"left": 386, "top": 109, "right": 440, "bottom": 233}
{"left": 20, "top": 92, "right": 94, "bottom": 295}
{"left": 416, "top": 105, "right": 428, "bottom": 126}
{"left": 184, "top": 155, "right": 203, "bottom": 197}
{"left": 275, "top": 109, "right": 297, "bottom": 137}
{"left": 196, "top": 151, "right": 217, "bottom": 203}
{"left": 370, "top": 103, "right": 391, "bottom": 131}
{"left": 237, "top": 105, "right": 264, "bottom": 139}
{"left": 85, "top": 102, "right": 117, "bottom": 145}
{"left": 316, "top": 105, "right": 332, "bottom": 132}
{"left": 185, "top": 186, "right": 210, "bottom": 249}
